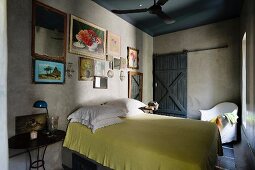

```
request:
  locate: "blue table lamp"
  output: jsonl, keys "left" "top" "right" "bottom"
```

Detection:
{"left": 33, "top": 100, "right": 48, "bottom": 115}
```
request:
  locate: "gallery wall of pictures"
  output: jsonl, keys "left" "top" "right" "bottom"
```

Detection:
{"left": 31, "top": 0, "right": 142, "bottom": 90}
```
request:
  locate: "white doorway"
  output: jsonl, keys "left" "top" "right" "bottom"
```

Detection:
{"left": 242, "top": 33, "right": 247, "bottom": 128}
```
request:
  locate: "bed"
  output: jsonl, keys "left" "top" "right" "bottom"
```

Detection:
{"left": 63, "top": 113, "right": 222, "bottom": 170}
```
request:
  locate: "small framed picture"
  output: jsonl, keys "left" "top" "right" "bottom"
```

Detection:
{"left": 94, "top": 60, "right": 105, "bottom": 76}
{"left": 79, "top": 57, "right": 94, "bottom": 81}
{"left": 106, "top": 55, "right": 113, "bottom": 61}
{"left": 107, "top": 31, "right": 121, "bottom": 56}
{"left": 120, "top": 57, "right": 126, "bottom": 69}
{"left": 33, "top": 59, "right": 65, "bottom": 84}
{"left": 114, "top": 58, "right": 121, "bottom": 70}
{"left": 16, "top": 113, "right": 47, "bottom": 134}
{"left": 127, "top": 47, "right": 139, "bottom": 69}
{"left": 109, "top": 61, "right": 113, "bottom": 70}
{"left": 93, "top": 76, "right": 108, "bottom": 89}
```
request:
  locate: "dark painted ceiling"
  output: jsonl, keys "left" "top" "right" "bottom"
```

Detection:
{"left": 92, "top": 0, "right": 243, "bottom": 36}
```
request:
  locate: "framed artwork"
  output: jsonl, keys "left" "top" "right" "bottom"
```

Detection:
{"left": 114, "top": 58, "right": 121, "bottom": 70}
{"left": 127, "top": 47, "right": 139, "bottom": 69}
{"left": 109, "top": 61, "right": 113, "bottom": 70}
{"left": 94, "top": 60, "right": 105, "bottom": 76}
{"left": 32, "top": 1, "right": 67, "bottom": 63}
{"left": 79, "top": 57, "right": 94, "bottom": 81}
{"left": 128, "top": 71, "right": 143, "bottom": 101}
{"left": 93, "top": 76, "right": 108, "bottom": 89}
{"left": 120, "top": 57, "right": 126, "bottom": 69}
{"left": 69, "top": 15, "right": 106, "bottom": 60}
{"left": 15, "top": 113, "right": 47, "bottom": 135}
{"left": 106, "top": 55, "right": 113, "bottom": 61}
{"left": 33, "top": 59, "right": 65, "bottom": 84}
{"left": 107, "top": 31, "right": 121, "bottom": 56}
{"left": 107, "top": 70, "right": 114, "bottom": 78}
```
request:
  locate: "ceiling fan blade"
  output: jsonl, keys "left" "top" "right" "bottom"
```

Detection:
{"left": 112, "top": 8, "right": 148, "bottom": 14}
{"left": 156, "top": 0, "right": 168, "bottom": 6}
{"left": 156, "top": 11, "right": 175, "bottom": 24}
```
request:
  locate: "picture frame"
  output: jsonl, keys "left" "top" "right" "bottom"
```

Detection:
{"left": 128, "top": 71, "right": 143, "bottom": 101}
{"left": 109, "top": 61, "right": 113, "bottom": 70}
{"left": 79, "top": 57, "right": 94, "bottom": 81}
{"left": 106, "top": 55, "right": 113, "bottom": 61}
{"left": 107, "top": 31, "right": 121, "bottom": 56}
{"left": 120, "top": 57, "right": 126, "bottom": 69}
{"left": 93, "top": 76, "right": 108, "bottom": 89}
{"left": 33, "top": 59, "right": 65, "bottom": 84}
{"left": 32, "top": 1, "right": 67, "bottom": 63}
{"left": 94, "top": 60, "right": 105, "bottom": 76}
{"left": 69, "top": 15, "right": 106, "bottom": 60}
{"left": 15, "top": 113, "right": 47, "bottom": 135}
{"left": 127, "top": 47, "right": 139, "bottom": 69}
{"left": 113, "top": 58, "right": 121, "bottom": 70}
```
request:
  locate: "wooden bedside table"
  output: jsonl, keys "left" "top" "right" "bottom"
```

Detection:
{"left": 9, "top": 130, "right": 65, "bottom": 170}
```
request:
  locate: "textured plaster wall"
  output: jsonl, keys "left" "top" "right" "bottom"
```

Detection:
{"left": 238, "top": 0, "right": 255, "bottom": 168}
{"left": 154, "top": 19, "right": 240, "bottom": 119}
{"left": 7, "top": 0, "right": 153, "bottom": 169}
{"left": 0, "top": 0, "right": 8, "bottom": 169}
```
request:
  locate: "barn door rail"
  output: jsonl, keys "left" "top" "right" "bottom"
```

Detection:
{"left": 153, "top": 44, "right": 228, "bottom": 56}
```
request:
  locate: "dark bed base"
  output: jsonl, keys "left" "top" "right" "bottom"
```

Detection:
{"left": 62, "top": 147, "right": 111, "bottom": 170}
{"left": 72, "top": 153, "right": 97, "bottom": 170}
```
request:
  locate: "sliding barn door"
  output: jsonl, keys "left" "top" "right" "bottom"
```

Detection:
{"left": 153, "top": 53, "right": 187, "bottom": 117}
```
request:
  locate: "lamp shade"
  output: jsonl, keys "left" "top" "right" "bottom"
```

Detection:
{"left": 33, "top": 100, "right": 47, "bottom": 108}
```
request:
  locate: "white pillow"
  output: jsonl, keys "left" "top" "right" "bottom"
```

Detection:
{"left": 67, "top": 105, "right": 126, "bottom": 124}
{"left": 91, "top": 117, "right": 123, "bottom": 133}
{"left": 69, "top": 116, "right": 123, "bottom": 133}
{"left": 104, "top": 98, "right": 146, "bottom": 116}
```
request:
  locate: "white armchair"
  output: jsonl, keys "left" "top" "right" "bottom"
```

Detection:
{"left": 200, "top": 102, "right": 238, "bottom": 143}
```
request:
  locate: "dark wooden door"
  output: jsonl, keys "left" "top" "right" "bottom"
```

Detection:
{"left": 153, "top": 53, "right": 187, "bottom": 117}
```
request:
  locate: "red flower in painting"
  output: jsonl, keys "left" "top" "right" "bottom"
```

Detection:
{"left": 76, "top": 29, "right": 102, "bottom": 46}
{"left": 130, "top": 51, "right": 137, "bottom": 66}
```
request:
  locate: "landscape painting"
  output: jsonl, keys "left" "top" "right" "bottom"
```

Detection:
{"left": 34, "top": 60, "right": 65, "bottom": 84}
{"left": 69, "top": 15, "right": 106, "bottom": 60}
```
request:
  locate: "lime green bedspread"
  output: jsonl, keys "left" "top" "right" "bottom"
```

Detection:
{"left": 63, "top": 114, "right": 221, "bottom": 170}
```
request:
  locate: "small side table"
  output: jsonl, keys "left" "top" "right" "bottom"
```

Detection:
{"left": 9, "top": 130, "right": 66, "bottom": 170}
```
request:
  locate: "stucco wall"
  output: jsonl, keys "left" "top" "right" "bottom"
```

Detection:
{"left": 7, "top": 0, "right": 153, "bottom": 169}
{"left": 0, "top": 0, "right": 8, "bottom": 169}
{"left": 239, "top": 0, "right": 255, "bottom": 166}
{"left": 154, "top": 19, "right": 240, "bottom": 119}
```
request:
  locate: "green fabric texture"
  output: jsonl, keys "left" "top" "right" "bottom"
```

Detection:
{"left": 63, "top": 114, "right": 220, "bottom": 170}
{"left": 224, "top": 112, "right": 238, "bottom": 124}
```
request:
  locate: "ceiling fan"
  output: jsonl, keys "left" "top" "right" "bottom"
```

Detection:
{"left": 111, "top": 0, "right": 175, "bottom": 24}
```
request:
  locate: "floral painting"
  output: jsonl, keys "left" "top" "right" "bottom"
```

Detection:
{"left": 127, "top": 47, "right": 139, "bottom": 69}
{"left": 34, "top": 60, "right": 65, "bottom": 84}
{"left": 70, "top": 15, "right": 106, "bottom": 60}
{"left": 79, "top": 57, "right": 94, "bottom": 81}
{"left": 107, "top": 31, "right": 121, "bottom": 56}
